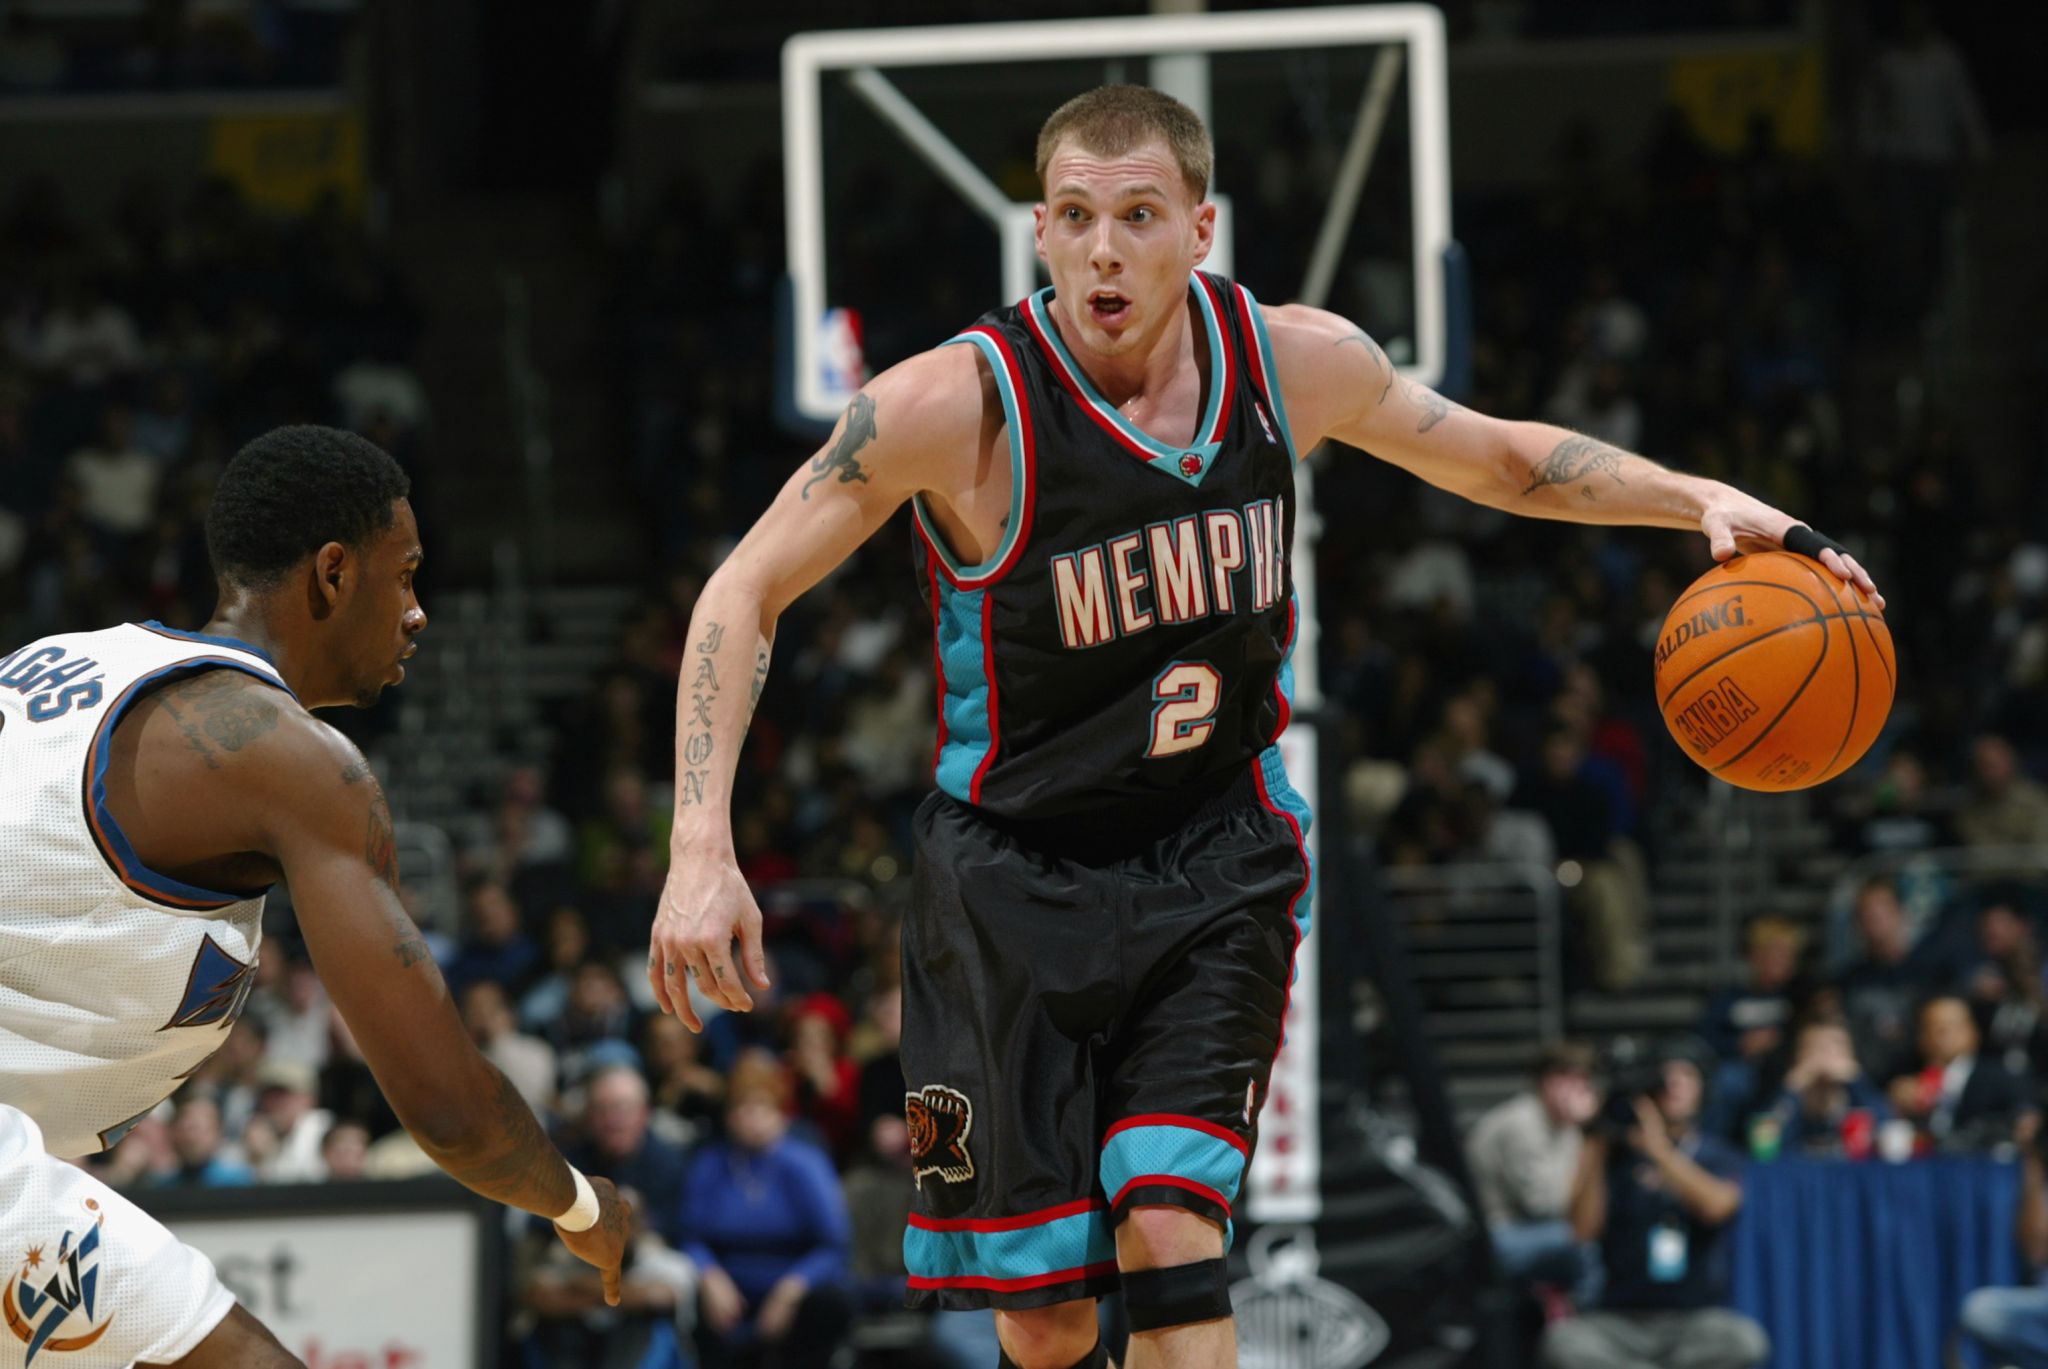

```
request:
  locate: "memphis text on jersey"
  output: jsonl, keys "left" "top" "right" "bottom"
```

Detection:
{"left": 1050, "top": 496, "right": 1287, "bottom": 650}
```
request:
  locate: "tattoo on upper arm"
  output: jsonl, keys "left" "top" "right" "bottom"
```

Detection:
{"left": 679, "top": 620, "right": 725, "bottom": 807}
{"left": 1404, "top": 380, "right": 1454, "bottom": 433}
{"left": 1522, "top": 433, "right": 1630, "bottom": 499}
{"left": 1336, "top": 330, "right": 1396, "bottom": 407}
{"left": 801, "top": 394, "right": 877, "bottom": 500}
{"left": 748, "top": 647, "right": 770, "bottom": 715}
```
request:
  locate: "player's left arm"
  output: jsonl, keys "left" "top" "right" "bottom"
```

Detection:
{"left": 1263, "top": 303, "right": 1882, "bottom": 605}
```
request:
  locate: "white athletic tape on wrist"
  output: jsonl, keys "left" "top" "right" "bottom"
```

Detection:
{"left": 556, "top": 1166, "right": 600, "bottom": 1232}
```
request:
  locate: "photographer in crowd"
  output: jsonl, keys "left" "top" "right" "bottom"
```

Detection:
{"left": 1542, "top": 1043, "right": 1768, "bottom": 1369}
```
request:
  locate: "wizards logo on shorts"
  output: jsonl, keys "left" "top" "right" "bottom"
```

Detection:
{"left": 905, "top": 1085, "right": 975, "bottom": 1189}
{"left": 3, "top": 1201, "right": 114, "bottom": 1363}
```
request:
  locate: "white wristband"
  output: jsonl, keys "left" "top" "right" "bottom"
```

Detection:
{"left": 555, "top": 1166, "right": 600, "bottom": 1233}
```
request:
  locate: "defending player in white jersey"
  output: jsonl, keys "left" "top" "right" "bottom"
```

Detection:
{"left": 0, "top": 426, "right": 627, "bottom": 1367}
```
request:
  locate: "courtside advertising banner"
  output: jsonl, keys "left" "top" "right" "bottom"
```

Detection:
{"left": 168, "top": 1204, "right": 482, "bottom": 1368}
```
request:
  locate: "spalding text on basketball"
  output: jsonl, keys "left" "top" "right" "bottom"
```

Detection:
{"left": 1655, "top": 596, "right": 1747, "bottom": 669}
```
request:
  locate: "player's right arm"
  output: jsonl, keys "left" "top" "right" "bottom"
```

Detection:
{"left": 249, "top": 714, "right": 629, "bottom": 1299}
{"left": 650, "top": 345, "right": 984, "bottom": 1028}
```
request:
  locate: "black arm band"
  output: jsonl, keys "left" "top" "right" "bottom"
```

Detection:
{"left": 1783, "top": 524, "right": 1848, "bottom": 562}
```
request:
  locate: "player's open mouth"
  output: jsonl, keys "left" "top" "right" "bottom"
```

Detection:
{"left": 1088, "top": 291, "right": 1130, "bottom": 324}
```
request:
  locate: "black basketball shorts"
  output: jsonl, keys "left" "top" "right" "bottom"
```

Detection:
{"left": 900, "top": 749, "right": 1314, "bottom": 1311}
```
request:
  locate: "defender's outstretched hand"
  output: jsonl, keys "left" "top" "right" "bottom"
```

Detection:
{"left": 648, "top": 852, "right": 770, "bottom": 1030}
{"left": 1698, "top": 487, "right": 1883, "bottom": 609}
{"left": 555, "top": 1174, "right": 630, "bottom": 1307}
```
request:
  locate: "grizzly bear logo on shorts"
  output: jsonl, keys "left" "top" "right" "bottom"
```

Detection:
{"left": 905, "top": 1085, "right": 975, "bottom": 1189}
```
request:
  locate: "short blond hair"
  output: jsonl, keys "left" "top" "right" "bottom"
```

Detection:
{"left": 1036, "top": 84, "right": 1212, "bottom": 202}
{"left": 1746, "top": 915, "right": 1805, "bottom": 954}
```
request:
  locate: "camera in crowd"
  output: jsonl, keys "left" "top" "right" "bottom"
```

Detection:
{"left": 1593, "top": 1034, "right": 1707, "bottom": 1139}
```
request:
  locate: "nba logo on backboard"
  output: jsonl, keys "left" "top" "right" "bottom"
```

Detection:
{"left": 817, "top": 307, "right": 869, "bottom": 405}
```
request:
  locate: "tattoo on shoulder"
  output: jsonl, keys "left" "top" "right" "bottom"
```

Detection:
{"left": 1336, "top": 329, "right": 1396, "bottom": 406}
{"left": 1403, "top": 379, "right": 1455, "bottom": 433}
{"left": 157, "top": 668, "right": 281, "bottom": 766}
{"left": 1522, "top": 433, "right": 1630, "bottom": 499}
{"left": 802, "top": 393, "right": 877, "bottom": 500}
{"left": 340, "top": 758, "right": 372, "bottom": 785}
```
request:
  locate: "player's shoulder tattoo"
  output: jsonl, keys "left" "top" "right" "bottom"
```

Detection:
{"left": 155, "top": 667, "right": 283, "bottom": 767}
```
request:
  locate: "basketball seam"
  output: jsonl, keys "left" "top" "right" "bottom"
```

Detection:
{"left": 1791, "top": 558, "right": 1862, "bottom": 785}
{"left": 1708, "top": 606, "right": 1830, "bottom": 776}
{"left": 1664, "top": 576, "right": 1826, "bottom": 615}
{"left": 1853, "top": 603, "right": 1895, "bottom": 690}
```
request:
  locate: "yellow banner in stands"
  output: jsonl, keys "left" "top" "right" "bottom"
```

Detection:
{"left": 207, "top": 111, "right": 365, "bottom": 214}
{"left": 1667, "top": 48, "right": 1824, "bottom": 155}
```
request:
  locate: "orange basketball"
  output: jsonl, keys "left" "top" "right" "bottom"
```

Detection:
{"left": 1653, "top": 551, "right": 1895, "bottom": 792}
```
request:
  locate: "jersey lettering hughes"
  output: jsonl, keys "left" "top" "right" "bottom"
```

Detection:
{"left": 1050, "top": 497, "right": 1286, "bottom": 650}
{"left": 0, "top": 644, "right": 107, "bottom": 720}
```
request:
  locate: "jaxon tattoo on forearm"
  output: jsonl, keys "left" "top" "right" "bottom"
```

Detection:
{"left": 1522, "top": 433, "right": 1630, "bottom": 500}
{"left": 679, "top": 620, "right": 725, "bottom": 807}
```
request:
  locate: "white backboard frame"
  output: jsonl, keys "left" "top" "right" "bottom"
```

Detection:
{"left": 781, "top": 4, "right": 1452, "bottom": 424}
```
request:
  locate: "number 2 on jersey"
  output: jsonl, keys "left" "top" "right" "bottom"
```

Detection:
{"left": 1147, "top": 662, "right": 1221, "bottom": 757}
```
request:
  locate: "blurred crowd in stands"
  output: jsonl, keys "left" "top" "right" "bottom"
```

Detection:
{"left": 0, "top": 0, "right": 354, "bottom": 95}
{"left": 0, "top": 3, "right": 2041, "bottom": 1365}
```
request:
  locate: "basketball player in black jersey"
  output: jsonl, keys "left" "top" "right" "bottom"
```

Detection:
{"left": 649, "top": 86, "right": 1879, "bottom": 1369}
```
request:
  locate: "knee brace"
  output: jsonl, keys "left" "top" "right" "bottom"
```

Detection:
{"left": 998, "top": 1340, "right": 1109, "bottom": 1369}
{"left": 1122, "top": 1256, "right": 1233, "bottom": 1332}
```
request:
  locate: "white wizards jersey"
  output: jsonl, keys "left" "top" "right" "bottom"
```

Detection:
{"left": 0, "top": 622, "right": 287, "bottom": 1157}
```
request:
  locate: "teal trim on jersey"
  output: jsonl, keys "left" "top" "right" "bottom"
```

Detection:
{"left": 1027, "top": 273, "right": 1227, "bottom": 485}
{"left": 1240, "top": 287, "right": 1300, "bottom": 464}
{"left": 917, "top": 330, "right": 1027, "bottom": 581}
{"left": 932, "top": 583, "right": 993, "bottom": 802}
{"left": 904, "top": 1207, "right": 1115, "bottom": 1283}
{"left": 1100, "top": 1124, "right": 1247, "bottom": 1210}
{"left": 1278, "top": 590, "right": 1300, "bottom": 720}
{"left": 1259, "top": 744, "right": 1316, "bottom": 941}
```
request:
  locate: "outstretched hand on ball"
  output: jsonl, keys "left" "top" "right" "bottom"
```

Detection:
{"left": 1698, "top": 488, "right": 1883, "bottom": 610}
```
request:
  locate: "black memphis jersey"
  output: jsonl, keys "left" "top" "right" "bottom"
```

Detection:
{"left": 912, "top": 271, "right": 1299, "bottom": 823}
